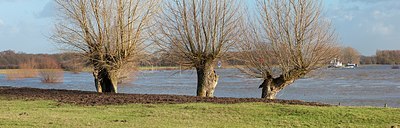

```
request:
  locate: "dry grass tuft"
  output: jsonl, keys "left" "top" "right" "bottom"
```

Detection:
{"left": 38, "top": 57, "right": 64, "bottom": 83}
{"left": 5, "top": 69, "right": 38, "bottom": 80}
{"left": 39, "top": 69, "right": 64, "bottom": 83}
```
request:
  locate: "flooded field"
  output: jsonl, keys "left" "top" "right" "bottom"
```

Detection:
{"left": 1, "top": 65, "right": 399, "bottom": 107}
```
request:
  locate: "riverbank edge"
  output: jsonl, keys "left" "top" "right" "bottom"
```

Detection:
{"left": 0, "top": 86, "right": 331, "bottom": 106}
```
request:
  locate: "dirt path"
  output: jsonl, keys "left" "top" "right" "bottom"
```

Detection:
{"left": 0, "top": 86, "right": 331, "bottom": 106}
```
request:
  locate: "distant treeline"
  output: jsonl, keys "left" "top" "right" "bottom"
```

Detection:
{"left": 144, "top": 49, "right": 400, "bottom": 66}
{"left": 1, "top": 49, "right": 398, "bottom": 70}
{"left": 0, "top": 50, "right": 183, "bottom": 70}
{"left": 0, "top": 50, "right": 243, "bottom": 70}
{"left": 360, "top": 50, "right": 400, "bottom": 65}
{"left": 140, "top": 51, "right": 243, "bottom": 67}
{"left": 0, "top": 50, "right": 84, "bottom": 71}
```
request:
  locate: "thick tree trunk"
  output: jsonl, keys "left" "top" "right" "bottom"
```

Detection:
{"left": 93, "top": 69, "right": 118, "bottom": 93}
{"left": 93, "top": 70, "right": 102, "bottom": 92}
{"left": 196, "top": 62, "right": 219, "bottom": 97}
{"left": 259, "top": 69, "right": 306, "bottom": 99}
{"left": 259, "top": 79, "right": 280, "bottom": 99}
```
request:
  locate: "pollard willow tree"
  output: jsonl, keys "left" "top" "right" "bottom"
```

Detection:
{"left": 155, "top": 0, "right": 243, "bottom": 97}
{"left": 52, "top": 0, "right": 159, "bottom": 93}
{"left": 238, "top": 0, "right": 339, "bottom": 99}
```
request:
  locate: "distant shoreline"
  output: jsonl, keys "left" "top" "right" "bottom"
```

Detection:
{"left": 0, "top": 64, "right": 397, "bottom": 74}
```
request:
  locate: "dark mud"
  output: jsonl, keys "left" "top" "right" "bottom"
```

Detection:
{"left": 0, "top": 86, "right": 331, "bottom": 106}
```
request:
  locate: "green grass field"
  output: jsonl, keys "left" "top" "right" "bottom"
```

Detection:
{"left": 0, "top": 98, "right": 399, "bottom": 128}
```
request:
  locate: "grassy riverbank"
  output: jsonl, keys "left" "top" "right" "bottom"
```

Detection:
{"left": 0, "top": 98, "right": 399, "bottom": 128}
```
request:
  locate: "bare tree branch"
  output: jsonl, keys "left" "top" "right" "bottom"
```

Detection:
{"left": 52, "top": 0, "right": 160, "bottom": 93}
{"left": 238, "top": 0, "right": 339, "bottom": 99}
{"left": 155, "top": 0, "right": 243, "bottom": 97}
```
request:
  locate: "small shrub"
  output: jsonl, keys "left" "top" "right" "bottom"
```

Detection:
{"left": 35, "top": 57, "right": 64, "bottom": 83}
{"left": 39, "top": 69, "right": 64, "bottom": 83}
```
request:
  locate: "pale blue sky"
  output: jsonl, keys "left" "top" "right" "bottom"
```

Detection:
{"left": 0, "top": 0, "right": 399, "bottom": 55}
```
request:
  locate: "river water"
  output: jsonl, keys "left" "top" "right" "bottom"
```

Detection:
{"left": 1, "top": 65, "right": 399, "bottom": 107}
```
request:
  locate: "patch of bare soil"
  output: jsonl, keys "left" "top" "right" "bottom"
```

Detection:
{"left": 0, "top": 86, "right": 331, "bottom": 106}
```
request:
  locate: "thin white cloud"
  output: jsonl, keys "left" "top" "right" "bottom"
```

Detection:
{"left": 371, "top": 23, "right": 393, "bottom": 36}
{"left": 0, "top": 19, "right": 4, "bottom": 27}
{"left": 37, "top": 0, "right": 56, "bottom": 18}
{"left": 343, "top": 15, "right": 353, "bottom": 21}
{"left": 346, "top": 0, "right": 397, "bottom": 4}
{"left": 0, "top": 0, "right": 31, "bottom": 3}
